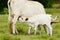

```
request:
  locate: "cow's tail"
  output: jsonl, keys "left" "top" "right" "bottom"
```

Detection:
{"left": 8, "top": 0, "right": 13, "bottom": 34}
{"left": 52, "top": 16, "right": 57, "bottom": 21}
{"left": 51, "top": 16, "right": 59, "bottom": 24}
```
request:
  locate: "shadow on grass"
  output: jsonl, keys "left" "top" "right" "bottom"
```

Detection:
{"left": 17, "top": 28, "right": 42, "bottom": 35}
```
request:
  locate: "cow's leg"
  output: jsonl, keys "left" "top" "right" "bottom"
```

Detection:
{"left": 43, "top": 25, "right": 49, "bottom": 35}
{"left": 46, "top": 24, "right": 52, "bottom": 36}
{"left": 8, "top": 14, "right": 13, "bottom": 34}
{"left": 28, "top": 26, "right": 32, "bottom": 35}
{"left": 38, "top": 25, "right": 41, "bottom": 34}
{"left": 8, "top": 9, "right": 14, "bottom": 34}
{"left": 12, "top": 15, "right": 19, "bottom": 34}
{"left": 34, "top": 25, "right": 37, "bottom": 35}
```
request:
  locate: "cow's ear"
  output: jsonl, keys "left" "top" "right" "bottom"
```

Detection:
{"left": 25, "top": 18, "right": 28, "bottom": 21}
{"left": 18, "top": 16, "right": 22, "bottom": 20}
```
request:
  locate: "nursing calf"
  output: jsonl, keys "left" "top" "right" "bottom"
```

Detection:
{"left": 19, "top": 14, "right": 52, "bottom": 36}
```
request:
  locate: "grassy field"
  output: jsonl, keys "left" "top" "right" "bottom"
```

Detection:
{"left": 0, "top": 8, "right": 60, "bottom": 40}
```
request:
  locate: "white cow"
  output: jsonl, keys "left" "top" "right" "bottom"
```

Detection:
{"left": 8, "top": 0, "right": 46, "bottom": 34}
{"left": 19, "top": 14, "right": 52, "bottom": 36}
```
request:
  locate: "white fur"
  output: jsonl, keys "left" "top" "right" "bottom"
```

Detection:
{"left": 8, "top": 0, "right": 46, "bottom": 34}
{"left": 19, "top": 14, "right": 52, "bottom": 36}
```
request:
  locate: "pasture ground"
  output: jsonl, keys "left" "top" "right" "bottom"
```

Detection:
{"left": 0, "top": 8, "right": 60, "bottom": 40}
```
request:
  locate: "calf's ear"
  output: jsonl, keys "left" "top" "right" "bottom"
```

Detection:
{"left": 25, "top": 18, "right": 28, "bottom": 21}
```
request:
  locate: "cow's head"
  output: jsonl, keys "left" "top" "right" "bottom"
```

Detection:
{"left": 18, "top": 16, "right": 29, "bottom": 22}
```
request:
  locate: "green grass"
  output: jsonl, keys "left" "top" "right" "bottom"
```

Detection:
{"left": 0, "top": 8, "right": 60, "bottom": 40}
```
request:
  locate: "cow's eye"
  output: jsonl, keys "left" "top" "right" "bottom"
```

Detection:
{"left": 25, "top": 18, "right": 28, "bottom": 21}
{"left": 22, "top": 18, "right": 23, "bottom": 20}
